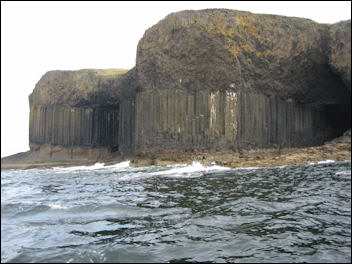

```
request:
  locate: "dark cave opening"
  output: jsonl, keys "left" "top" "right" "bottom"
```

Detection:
{"left": 91, "top": 104, "right": 120, "bottom": 149}
{"left": 324, "top": 102, "right": 351, "bottom": 137}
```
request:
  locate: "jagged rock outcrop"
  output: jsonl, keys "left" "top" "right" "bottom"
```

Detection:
{"left": 26, "top": 9, "right": 350, "bottom": 159}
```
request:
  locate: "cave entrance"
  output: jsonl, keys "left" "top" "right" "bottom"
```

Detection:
{"left": 92, "top": 103, "right": 120, "bottom": 151}
{"left": 324, "top": 103, "right": 351, "bottom": 137}
{"left": 106, "top": 104, "right": 120, "bottom": 152}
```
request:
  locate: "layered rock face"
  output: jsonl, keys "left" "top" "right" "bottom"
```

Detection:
{"left": 28, "top": 9, "right": 351, "bottom": 158}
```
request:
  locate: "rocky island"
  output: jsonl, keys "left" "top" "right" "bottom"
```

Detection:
{"left": 2, "top": 9, "right": 351, "bottom": 169}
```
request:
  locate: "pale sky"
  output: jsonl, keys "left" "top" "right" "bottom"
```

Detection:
{"left": 1, "top": 1, "right": 351, "bottom": 158}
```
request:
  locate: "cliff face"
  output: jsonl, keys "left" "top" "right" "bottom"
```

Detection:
{"left": 136, "top": 10, "right": 349, "bottom": 105}
{"left": 27, "top": 9, "right": 351, "bottom": 159}
{"left": 328, "top": 20, "right": 351, "bottom": 91}
{"left": 134, "top": 89, "right": 337, "bottom": 152}
{"left": 28, "top": 69, "right": 137, "bottom": 156}
{"left": 134, "top": 9, "right": 350, "bottom": 152}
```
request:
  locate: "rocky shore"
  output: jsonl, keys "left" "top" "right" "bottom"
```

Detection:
{"left": 2, "top": 130, "right": 350, "bottom": 170}
{"left": 130, "top": 130, "right": 351, "bottom": 168}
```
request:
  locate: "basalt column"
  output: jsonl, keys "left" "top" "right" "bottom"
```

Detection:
{"left": 236, "top": 92, "right": 338, "bottom": 149}
{"left": 134, "top": 89, "right": 239, "bottom": 151}
{"left": 135, "top": 9, "right": 351, "bottom": 152}
{"left": 133, "top": 89, "right": 341, "bottom": 152}
{"left": 29, "top": 104, "right": 120, "bottom": 150}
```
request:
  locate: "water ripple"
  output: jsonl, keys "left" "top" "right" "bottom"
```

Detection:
{"left": 1, "top": 161, "right": 351, "bottom": 263}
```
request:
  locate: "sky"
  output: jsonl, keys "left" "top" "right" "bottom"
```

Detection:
{"left": 1, "top": 1, "right": 351, "bottom": 158}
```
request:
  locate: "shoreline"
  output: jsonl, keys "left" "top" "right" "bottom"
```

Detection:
{"left": 2, "top": 134, "right": 350, "bottom": 170}
{"left": 130, "top": 137, "right": 351, "bottom": 168}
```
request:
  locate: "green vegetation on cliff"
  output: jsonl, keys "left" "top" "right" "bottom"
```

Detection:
{"left": 29, "top": 68, "right": 129, "bottom": 107}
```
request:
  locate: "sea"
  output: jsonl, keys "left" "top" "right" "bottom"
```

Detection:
{"left": 1, "top": 160, "right": 351, "bottom": 263}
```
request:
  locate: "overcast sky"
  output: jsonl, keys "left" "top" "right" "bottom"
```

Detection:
{"left": 1, "top": 1, "right": 351, "bottom": 158}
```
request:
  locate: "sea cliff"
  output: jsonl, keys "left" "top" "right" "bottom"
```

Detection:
{"left": 2, "top": 9, "right": 351, "bottom": 169}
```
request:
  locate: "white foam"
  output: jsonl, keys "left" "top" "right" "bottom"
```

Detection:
{"left": 335, "top": 170, "right": 351, "bottom": 175}
{"left": 152, "top": 161, "right": 231, "bottom": 177}
{"left": 103, "top": 160, "right": 130, "bottom": 169}
{"left": 53, "top": 160, "right": 130, "bottom": 172}
{"left": 116, "top": 161, "right": 232, "bottom": 181}
{"left": 48, "top": 204, "right": 68, "bottom": 210}
{"left": 317, "top": 159, "right": 335, "bottom": 164}
{"left": 53, "top": 162, "right": 105, "bottom": 171}
{"left": 307, "top": 159, "right": 336, "bottom": 165}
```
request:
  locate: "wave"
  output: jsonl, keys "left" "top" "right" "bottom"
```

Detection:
{"left": 53, "top": 160, "right": 130, "bottom": 172}
{"left": 149, "top": 161, "right": 231, "bottom": 177}
{"left": 116, "top": 161, "right": 231, "bottom": 181}
{"left": 53, "top": 162, "right": 105, "bottom": 171}
{"left": 48, "top": 158, "right": 347, "bottom": 176}
{"left": 48, "top": 203, "right": 69, "bottom": 210}
{"left": 317, "top": 159, "right": 336, "bottom": 164}
{"left": 52, "top": 160, "right": 231, "bottom": 178}
{"left": 103, "top": 160, "right": 130, "bottom": 169}
{"left": 307, "top": 159, "right": 336, "bottom": 165}
{"left": 335, "top": 170, "right": 351, "bottom": 176}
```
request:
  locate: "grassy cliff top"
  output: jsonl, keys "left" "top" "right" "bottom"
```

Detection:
{"left": 29, "top": 68, "right": 131, "bottom": 106}
{"left": 43, "top": 68, "right": 129, "bottom": 77}
{"left": 78, "top": 68, "right": 129, "bottom": 77}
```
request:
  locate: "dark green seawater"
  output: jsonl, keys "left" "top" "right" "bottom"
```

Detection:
{"left": 1, "top": 160, "right": 351, "bottom": 263}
